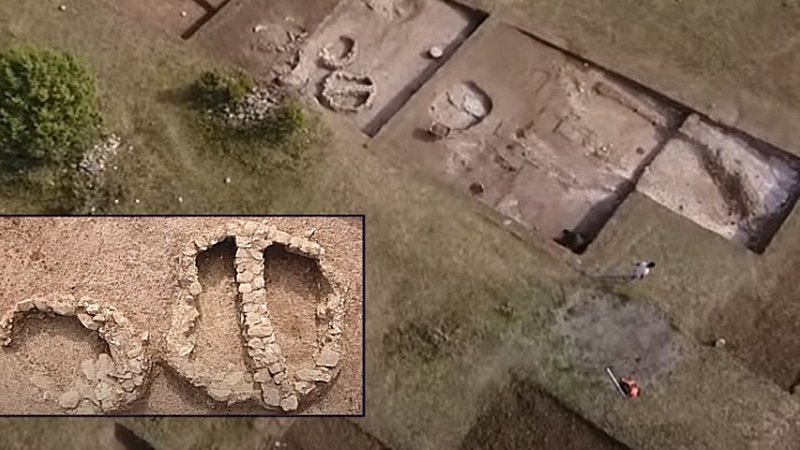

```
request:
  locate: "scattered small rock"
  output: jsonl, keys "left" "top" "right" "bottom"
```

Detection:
{"left": 224, "top": 177, "right": 232, "bottom": 184}
{"left": 714, "top": 338, "right": 727, "bottom": 348}
{"left": 469, "top": 182, "right": 485, "bottom": 195}
{"left": 316, "top": 348, "right": 340, "bottom": 367}
{"left": 180, "top": 11, "right": 187, "bottom": 17}
{"left": 58, "top": 5, "right": 67, "bottom": 12}
{"left": 428, "top": 46, "right": 444, "bottom": 59}
{"left": 31, "top": 373, "right": 55, "bottom": 391}
{"left": 58, "top": 390, "right": 81, "bottom": 409}
{"left": 280, "top": 394, "right": 298, "bottom": 411}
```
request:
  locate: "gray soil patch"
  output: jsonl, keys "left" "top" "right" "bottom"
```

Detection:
{"left": 193, "top": 0, "right": 340, "bottom": 79}
{"left": 193, "top": 238, "right": 251, "bottom": 375}
{"left": 556, "top": 290, "right": 681, "bottom": 387}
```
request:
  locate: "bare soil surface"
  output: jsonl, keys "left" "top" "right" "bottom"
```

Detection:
{"left": 460, "top": 375, "right": 629, "bottom": 450}
{"left": 0, "top": 217, "right": 363, "bottom": 414}
{"left": 264, "top": 245, "right": 328, "bottom": 376}
{"left": 280, "top": 419, "right": 389, "bottom": 450}
{"left": 193, "top": 238, "right": 251, "bottom": 376}
{"left": 638, "top": 115, "right": 800, "bottom": 253}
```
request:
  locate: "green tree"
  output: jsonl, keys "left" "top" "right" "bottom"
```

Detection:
{"left": 0, "top": 46, "right": 101, "bottom": 173}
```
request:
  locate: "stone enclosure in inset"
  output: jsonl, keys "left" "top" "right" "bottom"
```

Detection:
{"left": 0, "top": 221, "right": 354, "bottom": 414}
{"left": 0, "top": 296, "right": 152, "bottom": 414}
{"left": 167, "top": 221, "right": 347, "bottom": 412}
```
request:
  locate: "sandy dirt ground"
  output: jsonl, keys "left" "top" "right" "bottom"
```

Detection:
{"left": 0, "top": 216, "right": 363, "bottom": 415}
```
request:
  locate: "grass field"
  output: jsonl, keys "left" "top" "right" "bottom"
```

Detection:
{"left": 2, "top": 0, "right": 800, "bottom": 449}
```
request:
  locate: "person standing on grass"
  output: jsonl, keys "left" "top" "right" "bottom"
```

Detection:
{"left": 630, "top": 261, "right": 656, "bottom": 281}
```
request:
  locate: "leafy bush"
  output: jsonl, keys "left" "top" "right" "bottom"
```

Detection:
{"left": 191, "top": 69, "right": 253, "bottom": 110}
{"left": 0, "top": 46, "right": 101, "bottom": 174}
{"left": 194, "top": 93, "right": 326, "bottom": 174}
{"left": 262, "top": 97, "right": 311, "bottom": 143}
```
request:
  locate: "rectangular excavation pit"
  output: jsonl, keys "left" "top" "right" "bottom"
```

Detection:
{"left": 375, "top": 22, "right": 683, "bottom": 253}
{"left": 285, "top": 0, "right": 487, "bottom": 137}
{"left": 637, "top": 114, "right": 800, "bottom": 253}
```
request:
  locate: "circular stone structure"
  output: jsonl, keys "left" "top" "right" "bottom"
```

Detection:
{"left": 318, "top": 35, "right": 358, "bottom": 70}
{"left": 0, "top": 295, "right": 152, "bottom": 414}
{"left": 165, "top": 221, "right": 346, "bottom": 412}
{"left": 319, "top": 70, "right": 377, "bottom": 113}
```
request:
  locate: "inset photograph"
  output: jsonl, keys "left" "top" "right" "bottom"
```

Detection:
{"left": 0, "top": 216, "right": 363, "bottom": 415}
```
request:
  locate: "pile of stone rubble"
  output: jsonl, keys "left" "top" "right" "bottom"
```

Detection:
{"left": 78, "top": 133, "right": 123, "bottom": 179}
{"left": 221, "top": 85, "right": 285, "bottom": 130}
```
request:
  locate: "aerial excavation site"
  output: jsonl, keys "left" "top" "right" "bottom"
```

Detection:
{"left": 1, "top": 0, "right": 800, "bottom": 449}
